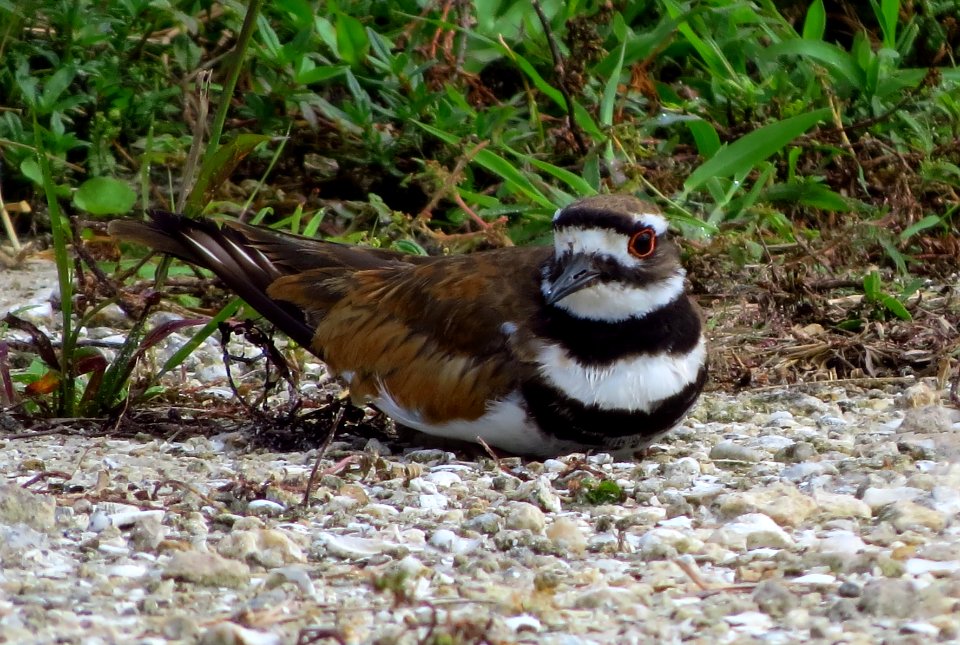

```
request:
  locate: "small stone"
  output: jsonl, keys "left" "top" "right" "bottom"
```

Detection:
{"left": 774, "top": 441, "right": 817, "bottom": 463}
{"left": 545, "top": 517, "right": 587, "bottom": 555}
{"left": 826, "top": 598, "right": 859, "bottom": 622}
{"left": 837, "top": 581, "right": 862, "bottom": 597}
{"left": 464, "top": 512, "right": 501, "bottom": 535}
{"left": 858, "top": 579, "right": 918, "bottom": 618}
{"left": 514, "top": 476, "right": 562, "bottom": 513}
{"left": 418, "top": 494, "right": 448, "bottom": 510}
{"left": 424, "top": 470, "right": 461, "bottom": 488}
{"left": 813, "top": 492, "right": 872, "bottom": 520}
{"left": 218, "top": 529, "right": 306, "bottom": 568}
{"left": 752, "top": 580, "right": 797, "bottom": 617}
{"left": 715, "top": 482, "right": 816, "bottom": 526}
{"left": 709, "top": 513, "right": 794, "bottom": 550}
{"left": 903, "top": 559, "right": 960, "bottom": 576}
{"left": 816, "top": 530, "right": 866, "bottom": 556}
{"left": 636, "top": 528, "right": 703, "bottom": 560}
{"left": 429, "top": 529, "right": 458, "bottom": 552}
{"left": 899, "top": 405, "right": 956, "bottom": 434}
{"left": 505, "top": 502, "right": 545, "bottom": 532}
{"left": 246, "top": 499, "right": 285, "bottom": 517}
{"left": 163, "top": 550, "right": 250, "bottom": 588}
{"left": 0, "top": 484, "right": 56, "bottom": 532}
{"left": 899, "top": 382, "right": 940, "bottom": 408}
{"left": 861, "top": 486, "right": 924, "bottom": 510}
{"left": 661, "top": 457, "right": 701, "bottom": 479}
{"left": 880, "top": 500, "right": 946, "bottom": 532}
{"left": 199, "top": 622, "right": 281, "bottom": 645}
{"left": 264, "top": 566, "right": 316, "bottom": 596}
{"left": 710, "top": 441, "right": 762, "bottom": 463}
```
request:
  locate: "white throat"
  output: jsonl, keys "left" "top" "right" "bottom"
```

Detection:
{"left": 542, "top": 271, "right": 686, "bottom": 322}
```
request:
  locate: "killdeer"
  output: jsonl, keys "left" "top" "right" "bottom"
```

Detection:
{"left": 109, "top": 195, "right": 707, "bottom": 458}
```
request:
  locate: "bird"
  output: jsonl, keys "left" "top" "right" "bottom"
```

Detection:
{"left": 109, "top": 195, "right": 707, "bottom": 458}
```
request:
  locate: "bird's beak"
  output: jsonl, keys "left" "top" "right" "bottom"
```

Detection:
{"left": 544, "top": 255, "right": 601, "bottom": 305}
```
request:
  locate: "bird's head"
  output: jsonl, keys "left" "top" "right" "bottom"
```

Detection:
{"left": 541, "top": 195, "right": 686, "bottom": 322}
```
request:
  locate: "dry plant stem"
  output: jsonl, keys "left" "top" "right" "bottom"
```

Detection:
{"left": 531, "top": 0, "right": 588, "bottom": 156}
{"left": 672, "top": 557, "right": 712, "bottom": 591}
{"left": 951, "top": 359, "right": 960, "bottom": 407}
{"left": 178, "top": 70, "right": 211, "bottom": 212}
{"left": 417, "top": 140, "right": 489, "bottom": 223}
{"left": 0, "top": 185, "right": 21, "bottom": 254}
{"left": 301, "top": 404, "right": 347, "bottom": 508}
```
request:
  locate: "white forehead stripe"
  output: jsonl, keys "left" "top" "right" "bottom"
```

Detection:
{"left": 553, "top": 227, "right": 643, "bottom": 268}
{"left": 637, "top": 212, "right": 669, "bottom": 236}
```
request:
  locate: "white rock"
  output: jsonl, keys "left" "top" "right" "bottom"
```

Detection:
{"left": 709, "top": 513, "right": 794, "bottom": 550}
{"left": 408, "top": 477, "right": 439, "bottom": 494}
{"left": 813, "top": 492, "right": 871, "bottom": 519}
{"left": 429, "top": 529, "right": 457, "bottom": 551}
{"left": 424, "top": 470, "right": 461, "bottom": 488}
{"left": 317, "top": 533, "right": 394, "bottom": 558}
{"left": 791, "top": 573, "right": 836, "bottom": 585}
{"left": 247, "top": 500, "right": 285, "bottom": 516}
{"left": 725, "top": 611, "right": 773, "bottom": 632}
{"left": 418, "top": 494, "right": 448, "bottom": 510}
{"left": 105, "top": 564, "right": 148, "bottom": 578}
{"left": 861, "top": 486, "right": 924, "bottom": 510}
{"left": 503, "top": 614, "right": 541, "bottom": 632}
{"left": 904, "top": 558, "right": 960, "bottom": 576}
{"left": 816, "top": 530, "right": 867, "bottom": 556}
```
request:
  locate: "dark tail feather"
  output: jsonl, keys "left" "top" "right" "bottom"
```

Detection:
{"left": 109, "top": 211, "right": 316, "bottom": 348}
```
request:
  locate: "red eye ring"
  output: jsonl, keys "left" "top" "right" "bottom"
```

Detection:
{"left": 628, "top": 228, "right": 656, "bottom": 259}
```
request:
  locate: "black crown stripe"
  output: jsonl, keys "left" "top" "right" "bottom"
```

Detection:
{"left": 554, "top": 207, "right": 663, "bottom": 238}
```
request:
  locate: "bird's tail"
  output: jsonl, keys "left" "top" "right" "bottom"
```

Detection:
{"left": 109, "top": 211, "right": 316, "bottom": 348}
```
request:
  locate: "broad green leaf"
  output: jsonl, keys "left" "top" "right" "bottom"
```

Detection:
{"left": 684, "top": 108, "right": 831, "bottom": 192}
{"left": 763, "top": 182, "right": 853, "bottom": 211}
{"left": 474, "top": 148, "right": 553, "bottom": 208}
{"left": 73, "top": 177, "right": 137, "bottom": 216}
{"left": 600, "top": 39, "right": 627, "bottom": 128}
{"left": 802, "top": 0, "right": 826, "bottom": 40}
{"left": 391, "top": 239, "right": 427, "bottom": 256}
{"left": 39, "top": 66, "right": 76, "bottom": 113}
{"left": 335, "top": 13, "right": 369, "bottom": 66}
{"left": 900, "top": 214, "right": 942, "bottom": 240}
{"left": 873, "top": 0, "right": 899, "bottom": 48}
{"left": 295, "top": 60, "right": 347, "bottom": 85}
{"left": 687, "top": 120, "right": 721, "bottom": 158}
{"left": 256, "top": 14, "right": 283, "bottom": 62}
{"left": 878, "top": 235, "right": 907, "bottom": 273}
{"left": 505, "top": 147, "right": 597, "bottom": 196}
{"left": 20, "top": 158, "right": 42, "bottom": 185}
{"left": 863, "top": 271, "right": 882, "bottom": 298}
{"left": 880, "top": 294, "right": 911, "bottom": 320}
{"left": 662, "top": 0, "right": 730, "bottom": 77}
{"left": 763, "top": 40, "right": 864, "bottom": 89}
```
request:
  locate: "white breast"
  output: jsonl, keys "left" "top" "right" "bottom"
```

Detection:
{"left": 535, "top": 336, "right": 706, "bottom": 412}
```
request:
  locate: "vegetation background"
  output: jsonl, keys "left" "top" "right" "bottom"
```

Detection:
{"left": 0, "top": 0, "right": 958, "bottom": 418}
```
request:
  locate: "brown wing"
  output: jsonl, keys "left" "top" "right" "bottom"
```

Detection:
{"left": 268, "top": 247, "right": 551, "bottom": 423}
{"left": 111, "top": 211, "right": 550, "bottom": 423}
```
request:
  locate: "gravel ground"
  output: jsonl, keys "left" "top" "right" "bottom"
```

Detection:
{"left": 2, "top": 259, "right": 960, "bottom": 644}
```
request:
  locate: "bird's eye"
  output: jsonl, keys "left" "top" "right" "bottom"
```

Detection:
{"left": 628, "top": 228, "right": 656, "bottom": 258}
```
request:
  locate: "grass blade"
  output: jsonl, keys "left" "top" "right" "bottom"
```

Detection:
{"left": 684, "top": 108, "right": 831, "bottom": 193}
